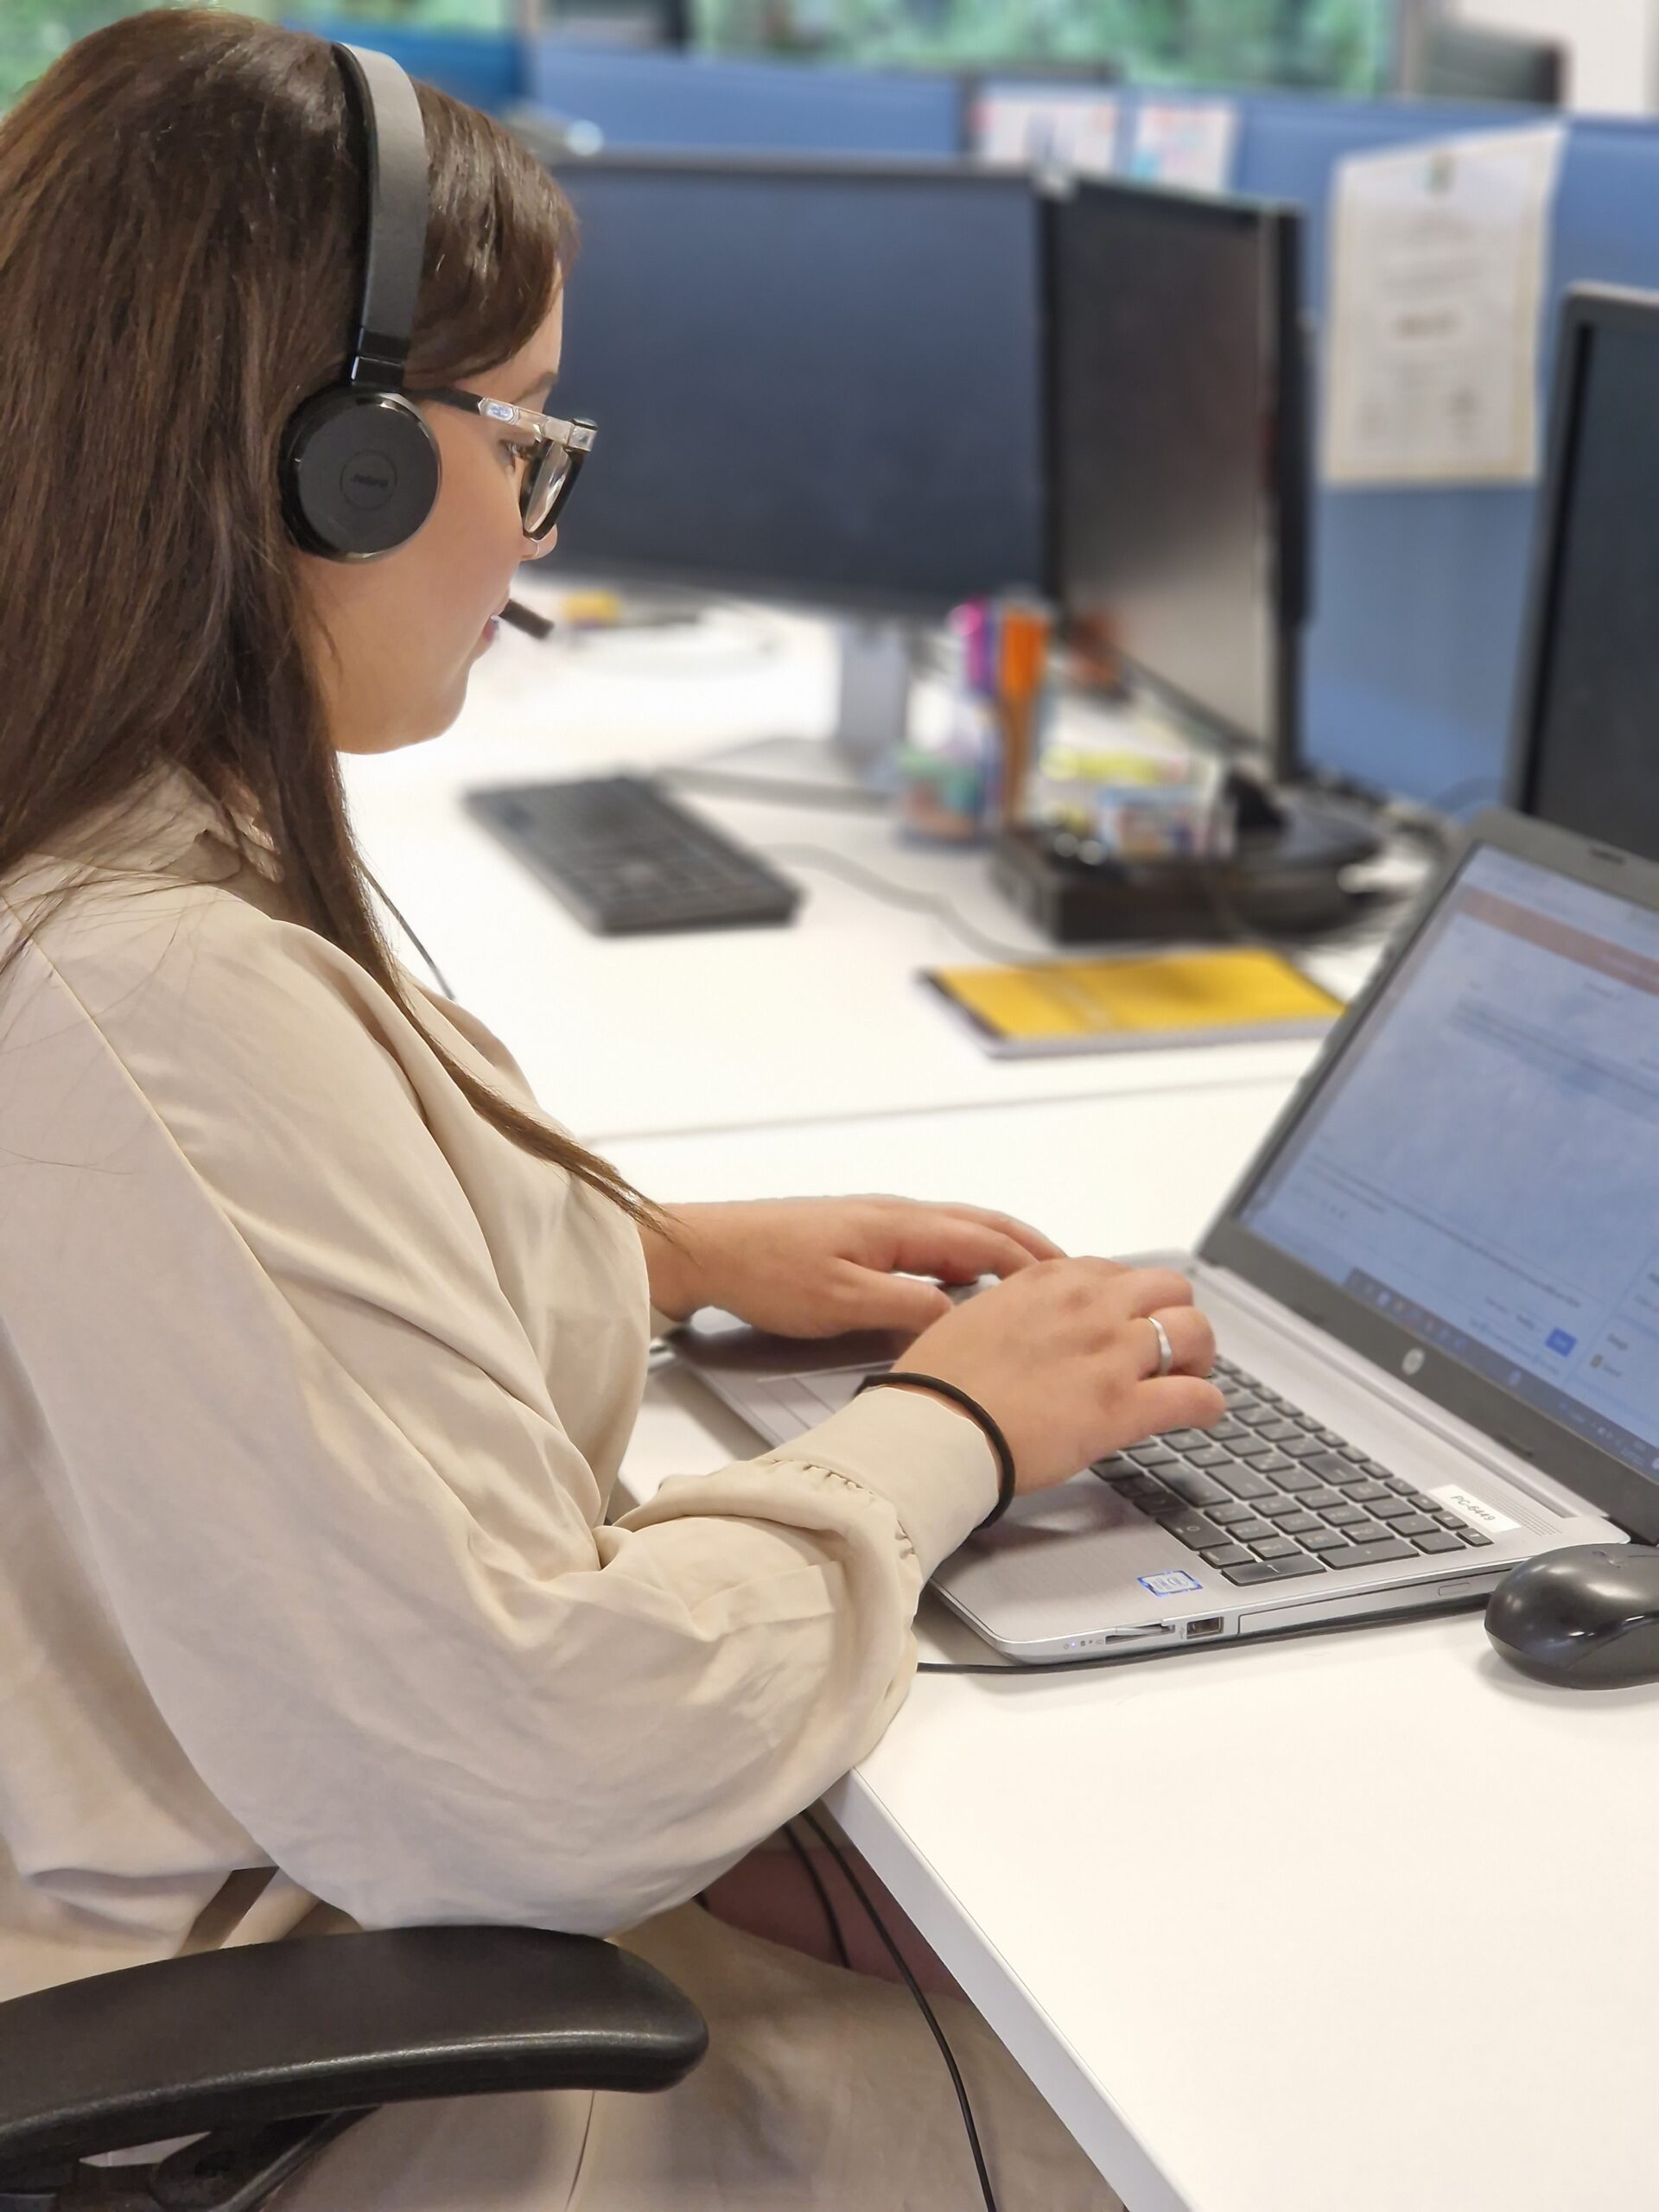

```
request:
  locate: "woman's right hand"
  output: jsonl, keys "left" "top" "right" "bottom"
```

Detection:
{"left": 897, "top": 1258, "right": 1224, "bottom": 1496}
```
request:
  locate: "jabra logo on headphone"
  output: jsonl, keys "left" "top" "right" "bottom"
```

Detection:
{"left": 340, "top": 454, "right": 397, "bottom": 509}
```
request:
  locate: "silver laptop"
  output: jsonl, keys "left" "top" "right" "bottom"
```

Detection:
{"left": 674, "top": 811, "right": 1659, "bottom": 1662}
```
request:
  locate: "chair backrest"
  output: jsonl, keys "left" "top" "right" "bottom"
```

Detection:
{"left": 1414, "top": 22, "right": 1567, "bottom": 107}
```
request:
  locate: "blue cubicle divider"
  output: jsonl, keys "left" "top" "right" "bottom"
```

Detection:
{"left": 528, "top": 44, "right": 964, "bottom": 156}
{"left": 283, "top": 20, "right": 528, "bottom": 114}
{"left": 1115, "top": 86, "right": 1659, "bottom": 806}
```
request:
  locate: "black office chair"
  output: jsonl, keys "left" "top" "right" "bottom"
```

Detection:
{"left": 0, "top": 1924, "right": 708, "bottom": 2211}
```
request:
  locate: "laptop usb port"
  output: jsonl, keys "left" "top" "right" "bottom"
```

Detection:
{"left": 1185, "top": 1617, "right": 1224, "bottom": 1640}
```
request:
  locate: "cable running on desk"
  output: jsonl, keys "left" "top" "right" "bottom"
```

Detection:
{"left": 771, "top": 840, "right": 1407, "bottom": 972}
{"left": 766, "top": 843, "right": 1047, "bottom": 966}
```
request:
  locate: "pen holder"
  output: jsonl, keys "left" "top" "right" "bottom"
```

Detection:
{"left": 895, "top": 738, "right": 993, "bottom": 845}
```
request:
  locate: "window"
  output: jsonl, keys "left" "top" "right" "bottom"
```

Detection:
{"left": 693, "top": 0, "right": 1391, "bottom": 94}
{"left": 1, "top": 0, "right": 517, "bottom": 114}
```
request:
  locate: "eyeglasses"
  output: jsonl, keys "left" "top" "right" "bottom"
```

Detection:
{"left": 424, "top": 386, "right": 597, "bottom": 539}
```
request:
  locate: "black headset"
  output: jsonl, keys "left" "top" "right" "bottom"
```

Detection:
{"left": 280, "top": 43, "right": 441, "bottom": 561}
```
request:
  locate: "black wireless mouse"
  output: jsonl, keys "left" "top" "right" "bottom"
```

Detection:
{"left": 1486, "top": 1544, "right": 1659, "bottom": 1688}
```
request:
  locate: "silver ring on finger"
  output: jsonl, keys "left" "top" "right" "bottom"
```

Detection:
{"left": 1146, "top": 1314, "right": 1174, "bottom": 1379}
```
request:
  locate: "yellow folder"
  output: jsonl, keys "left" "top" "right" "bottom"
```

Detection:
{"left": 922, "top": 947, "right": 1344, "bottom": 1058}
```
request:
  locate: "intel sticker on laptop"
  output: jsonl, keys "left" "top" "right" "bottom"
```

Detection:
{"left": 1139, "top": 1570, "right": 1202, "bottom": 1596}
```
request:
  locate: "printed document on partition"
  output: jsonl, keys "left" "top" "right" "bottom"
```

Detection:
{"left": 1322, "top": 124, "right": 1566, "bottom": 486}
{"left": 973, "top": 89, "right": 1119, "bottom": 178}
{"left": 1127, "top": 100, "right": 1237, "bottom": 193}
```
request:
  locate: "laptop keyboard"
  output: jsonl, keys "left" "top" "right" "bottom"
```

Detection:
{"left": 1095, "top": 1356, "right": 1495, "bottom": 1586}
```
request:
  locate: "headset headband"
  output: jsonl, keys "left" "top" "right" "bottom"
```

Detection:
{"left": 333, "top": 42, "right": 429, "bottom": 389}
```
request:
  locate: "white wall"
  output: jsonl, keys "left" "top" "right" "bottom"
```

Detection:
{"left": 1450, "top": 0, "right": 1658, "bottom": 112}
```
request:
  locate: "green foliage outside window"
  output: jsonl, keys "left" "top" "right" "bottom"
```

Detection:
{"left": 1, "top": 0, "right": 276, "bottom": 108}
{"left": 695, "top": 0, "right": 1388, "bottom": 92}
{"left": 2, "top": 0, "right": 1389, "bottom": 116}
{"left": 281, "top": 0, "right": 512, "bottom": 22}
{"left": 0, "top": 0, "right": 507, "bottom": 112}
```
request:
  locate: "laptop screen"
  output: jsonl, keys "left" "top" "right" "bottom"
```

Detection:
{"left": 1234, "top": 842, "right": 1659, "bottom": 1485}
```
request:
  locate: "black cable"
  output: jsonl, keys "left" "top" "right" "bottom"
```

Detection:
{"left": 800, "top": 1808, "right": 1000, "bottom": 2212}
{"left": 663, "top": 761, "right": 893, "bottom": 817}
{"left": 783, "top": 1817, "right": 852, "bottom": 1971}
{"left": 393, "top": 912, "right": 455, "bottom": 1001}
{"left": 364, "top": 868, "right": 456, "bottom": 1000}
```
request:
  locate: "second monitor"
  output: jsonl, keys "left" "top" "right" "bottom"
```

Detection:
{"left": 1510, "top": 283, "right": 1659, "bottom": 861}
{"left": 1049, "top": 176, "right": 1309, "bottom": 785}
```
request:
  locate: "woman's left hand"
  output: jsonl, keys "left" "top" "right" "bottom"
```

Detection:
{"left": 640, "top": 1195, "right": 1067, "bottom": 1339}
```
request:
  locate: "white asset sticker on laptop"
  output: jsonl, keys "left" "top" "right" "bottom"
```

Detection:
{"left": 1430, "top": 1484, "right": 1519, "bottom": 1534}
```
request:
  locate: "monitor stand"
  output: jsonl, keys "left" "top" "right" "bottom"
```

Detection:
{"left": 665, "top": 620, "right": 916, "bottom": 812}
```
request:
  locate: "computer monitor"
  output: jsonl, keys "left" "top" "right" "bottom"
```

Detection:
{"left": 546, "top": 154, "right": 1046, "bottom": 618}
{"left": 1047, "top": 178, "right": 1309, "bottom": 783}
{"left": 1509, "top": 287, "right": 1659, "bottom": 858}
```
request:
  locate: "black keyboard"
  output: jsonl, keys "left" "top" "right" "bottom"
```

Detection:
{"left": 1095, "top": 1356, "right": 1495, "bottom": 1586}
{"left": 467, "top": 777, "right": 802, "bottom": 937}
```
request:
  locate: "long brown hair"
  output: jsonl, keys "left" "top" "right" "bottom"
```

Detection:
{"left": 0, "top": 8, "right": 657, "bottom": 1222}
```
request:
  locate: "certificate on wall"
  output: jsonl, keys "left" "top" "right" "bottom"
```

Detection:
{"left": 1322, "top": 124, "right": 1567, "bottom": 486}
{"left": 1127, "top": 100, "right": 1238, "bottom": 194}
{"left": 972, "top": 90, "right": 1120, "bottom": 178}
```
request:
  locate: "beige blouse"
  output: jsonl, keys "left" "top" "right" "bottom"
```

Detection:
{"left": 0, "top": 768, "right": 995, "bottom": 2003}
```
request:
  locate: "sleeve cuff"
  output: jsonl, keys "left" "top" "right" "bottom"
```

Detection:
{"left": 755, "top": 1384, "right": 999, "bottom": 1581}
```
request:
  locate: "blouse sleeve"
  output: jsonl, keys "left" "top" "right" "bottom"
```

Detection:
{"left": 10, "top": 893, "right": 995, "bottom": 1936}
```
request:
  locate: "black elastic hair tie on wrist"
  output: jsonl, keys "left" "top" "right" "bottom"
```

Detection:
{"left": 856, "top": 1370, "right": 1017, "bottom": 1529}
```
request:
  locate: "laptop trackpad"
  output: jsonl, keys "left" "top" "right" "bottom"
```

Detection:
{"left": 670, "top": 1281, "right": 983, "bottom": 1382}
{"left": 936, "top": 1471, "right": 1187, "bottom": 1630}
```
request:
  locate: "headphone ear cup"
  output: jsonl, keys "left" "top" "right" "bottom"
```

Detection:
{"left": 281, "top": 387, "right": 440, "bottom": 559}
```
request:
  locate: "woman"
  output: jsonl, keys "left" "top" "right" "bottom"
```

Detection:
{"left": 0, "top": 13, "right": 1222, "bottom": 2207}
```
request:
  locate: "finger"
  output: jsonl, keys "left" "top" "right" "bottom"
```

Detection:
{"left": 1113, "top": 1268, "right": 1198, "bottom": 1319}
{"left": 879, "top": 1210, "right": 1052, "bottom": 1287}
{"left": 840, "top": 1269, "right": 956, "bottom": 1338}
{"left": 1134, "top": 1375, "right": 1227, "bottom": 1433}
{"left": 929, "top": 1203, "right": 1067, "bottom": 1263}
{"left": 1135, "top": 1305, "right": 1216, "bottom": 1381}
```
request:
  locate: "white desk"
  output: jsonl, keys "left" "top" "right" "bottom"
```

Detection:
{"left": 609, "top": 1093, "right": 1659, "bottom": 2212}
{"left": 607, "top": 1081, "right": 1294, "bottom": 1256}
{"left": 341, "top": 612, "right": 1389, "bottom": 1146}
{"left": 346, "top": 606, "right": 1586, "bottom": 2212}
